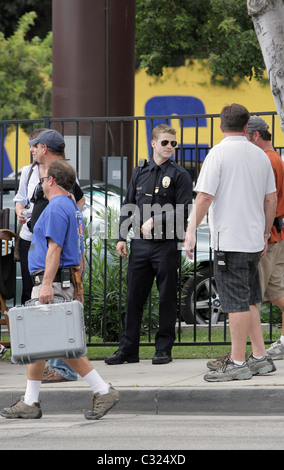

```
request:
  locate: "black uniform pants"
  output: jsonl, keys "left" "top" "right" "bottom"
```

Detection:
{"left": 19, "top": 238, "right": 33, "bottom": 305}
{"left": 119, "top": 238, "right": 180, "bottom": 355}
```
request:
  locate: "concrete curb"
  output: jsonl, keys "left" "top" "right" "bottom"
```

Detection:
{"left": 1, "top": 387, "right": 284, "bottom": 415}
{"left": 2, "top": 359, "right": 284, "bottom": 416}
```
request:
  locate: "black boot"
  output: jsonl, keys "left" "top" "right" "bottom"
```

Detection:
{"left": 105, "top": 350, "right": 139, "bottom": 365}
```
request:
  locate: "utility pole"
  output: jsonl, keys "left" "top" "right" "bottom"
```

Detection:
{"left": 52, "top": 0, "right": 135, "bottom": 182}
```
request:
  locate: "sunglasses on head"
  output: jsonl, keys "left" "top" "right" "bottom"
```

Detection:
{"left": 160, "top": 140, "right": 177, "bottom": 148}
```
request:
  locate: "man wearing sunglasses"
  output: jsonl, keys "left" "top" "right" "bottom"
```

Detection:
{"left": 105, "top": 124, "right": 192, "bottom": 365}
{"left": 28, "top": 129, "right": 85, "bottom": 233}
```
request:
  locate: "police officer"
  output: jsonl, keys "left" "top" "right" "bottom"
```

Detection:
{"left": 105, "top": 124, "right": 192, "bottom": 365}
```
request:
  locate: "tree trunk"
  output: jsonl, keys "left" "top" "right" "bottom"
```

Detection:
{"left": 248, "top": 0, "right": 284, "bottom": 132}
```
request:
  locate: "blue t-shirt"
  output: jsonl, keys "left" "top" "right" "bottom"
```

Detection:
{"left": 28, "top": 195, "right": 84, "bottom": 275}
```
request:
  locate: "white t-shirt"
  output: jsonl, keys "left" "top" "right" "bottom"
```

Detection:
{"left": 195, "top": 136, "right": 276, "bottom": 252}
{"left": 13, "top": 163, "right": 40, "bottom": 242}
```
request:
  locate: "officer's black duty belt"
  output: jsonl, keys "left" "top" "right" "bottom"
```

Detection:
{"left": 31, "top": 267, "right": 71, "bottom": 286}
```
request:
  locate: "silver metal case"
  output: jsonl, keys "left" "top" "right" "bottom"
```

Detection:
{"left": 8, "top": 300, "right": 87, "bottom": 364}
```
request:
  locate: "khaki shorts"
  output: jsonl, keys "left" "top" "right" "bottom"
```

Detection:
{"left": 31, "top": 282, "right": 74, "bottom": 301}
{"left": 258, "top": 239, "right": 284, "bottom": 301}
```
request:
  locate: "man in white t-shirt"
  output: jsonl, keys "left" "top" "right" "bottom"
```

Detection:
{"left": 184, "top": 103, "right": 277, "bottom": 382}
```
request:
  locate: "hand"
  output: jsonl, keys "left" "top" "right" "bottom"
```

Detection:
{"left": 17, "top": 209, "right": 28, "bottom": 224}
{"left": 260, "top": 237, "right": 268, "bottom": 259}
{"left": 141, "top": 218, "right": 154, "bottom": 238}
{"left": 39, "top": 283, "right": 54, "bottom": 304}
{"left": 184, "top": 230, "right": 196, "bottom": 260}
{"left": 116, "top": 241, "right": 127, "bottom": 257}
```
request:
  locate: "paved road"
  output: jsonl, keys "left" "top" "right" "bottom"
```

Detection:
{"left": 1, "top": 413, "right": 284, "bottom": 451}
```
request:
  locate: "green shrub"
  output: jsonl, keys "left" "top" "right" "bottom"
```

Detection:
{"left": 83, "top": 209, "right": 194, "bottom": 342}
{"left": 260, "top": 302, "right": 282, "bottom": 328}
{"left": 83, "top": 210, "right": 160, "bottom": 342}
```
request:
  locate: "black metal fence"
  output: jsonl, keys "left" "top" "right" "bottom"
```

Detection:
{"left": 0, "top": 111, "right": 281, "bottom": 348}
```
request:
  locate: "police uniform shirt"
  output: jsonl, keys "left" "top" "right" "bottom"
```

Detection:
{"left": 118, "top": 158, "right": 192, "bottom": 241}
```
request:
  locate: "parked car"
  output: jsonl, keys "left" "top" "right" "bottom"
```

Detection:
{"left": 81, "top": 182, "right": 123, "bottom": 240}
{"left": 180, "top": 225, "right": 224, "bottom": 325}
{"left": 82, "top": 184, "right": 223, "bottom": 325}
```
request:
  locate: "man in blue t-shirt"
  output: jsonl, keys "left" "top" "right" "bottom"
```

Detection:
{"left": 28, "top": 181, "right": 84, "bottom": 302}
{"left": 1, "top": 160, "right": 119, "bottom": 421}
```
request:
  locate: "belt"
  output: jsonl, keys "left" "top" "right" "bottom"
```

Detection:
{"left": 31, "top": 267, "right": 71, "bottom": 286}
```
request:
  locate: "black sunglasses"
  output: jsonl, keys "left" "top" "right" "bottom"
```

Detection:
{"left": 160, "top": 140, "right": 177, "bottom": 148}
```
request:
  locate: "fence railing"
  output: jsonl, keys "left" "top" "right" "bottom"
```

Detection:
{"left": 0, "top": 111, "right": 280, "bottom": 348}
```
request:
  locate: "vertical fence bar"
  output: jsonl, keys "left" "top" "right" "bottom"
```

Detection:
{"left": 103, "top": 120, "right": 109, "bottom": 343}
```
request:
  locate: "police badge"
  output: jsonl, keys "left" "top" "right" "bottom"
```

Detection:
{"left": 162, "top": 176, "right": 171, "bottom": 188}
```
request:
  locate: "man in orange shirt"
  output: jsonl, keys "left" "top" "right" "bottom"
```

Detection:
{"left": 246, "top": 115, "right": 284, "bottom": 360}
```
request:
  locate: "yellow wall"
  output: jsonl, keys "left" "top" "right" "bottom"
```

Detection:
{"left": 4, "top": 60, "right": 284, "bottom": 173}
{"left": 5, "top": 127, "right": 31, "bottom": 174}
{"left": 135, "top": 60, "right": 284, "bottom": 159}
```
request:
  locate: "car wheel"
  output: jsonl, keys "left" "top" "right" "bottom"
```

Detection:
{"left": 180, "top": 267, "right": 224, "bottom": 325}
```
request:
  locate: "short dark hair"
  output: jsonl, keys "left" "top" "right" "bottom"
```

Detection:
{"left": 47, "top": 160, "right": 76, "bottom": 192}
{"left": 247, "top": 129, "right": 272, "bottom": 142}
{"left": 220, "top": 103, "right": 250, "bottom": 132}
{"left": 29, "top": 127, "right": 49, "bottom": 139}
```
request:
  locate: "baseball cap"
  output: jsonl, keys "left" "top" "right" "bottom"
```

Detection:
{"left": 28, "top": 129, "right": 65, "bottom": 151}
{"left": 247, "top": 115, "right": 269, "bottom": 132}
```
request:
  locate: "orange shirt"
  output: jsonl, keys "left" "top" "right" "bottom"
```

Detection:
{"left": 266, "top": 150, "right": 284, "bottom": 243}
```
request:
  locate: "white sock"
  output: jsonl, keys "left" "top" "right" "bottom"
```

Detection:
{"left": 24, "top": 380, "right": 41, "bottom": 405}
{"left": 83, "top": 370, "right": 109, "bottom": 395}
{"left": 280, "top": 336, "right": 284, "bottom": 345}
{"left": 233, "top": 360, "right": 246, "bottom": 366}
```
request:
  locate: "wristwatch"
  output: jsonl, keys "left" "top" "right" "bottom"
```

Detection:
{"left": 264, "top": 233, "right": 271, "bottom": 239}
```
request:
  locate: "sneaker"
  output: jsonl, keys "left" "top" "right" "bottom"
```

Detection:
{"left": 266, "top": 339, "right": 284, "bottom": 360}
{"left": 42, "top": 369, "right": 70, "bottom": 383}
{"left": 206, "top": 351, "right": 249, "bottom": 371}
{"left": 0, "top": 397, "right": 42, "bottom": 419}
{"left": 206, "top": 352, "right": 231, "bottom": 371}
{"left": 84, "top": 386, "right": 119, "bottom": 420}
{"left": 204, "top": 358, "right": 252, "bottom": 382}
{"left": 0, "top": 345, "right": 7, "bottom": 359}
{"left": 247, "top": 354, "right": 276, "bottom": 375}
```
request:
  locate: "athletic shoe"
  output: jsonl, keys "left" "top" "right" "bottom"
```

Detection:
{"left": 0, "top": 397, "right": 42, "bottom": 419}
{"left": 247, "top": 354, "right": 276, "bottom": 375}
{"left": 266, "top": 339, "right": 284, "bottom": 360}
{"left": 206, "top": 352, "right": 231, "bottom": 371}
{"left": 204, "top": 358, "right": 252, "bottom": 382}
{"left": 84, "top": 386, "right": 119, "bottom": 420}
{"left": 206, "top": 351, "right": 249, "bottom": 371}
{"left": 42, "top": 369, "right": 71, "bottom": 383}
{"left": 0, "top": 345, "right": 7, "bottom": 359}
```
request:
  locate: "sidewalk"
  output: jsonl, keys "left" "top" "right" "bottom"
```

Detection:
{"left": 1, "top": 358, "right": 284, "bottom": 415}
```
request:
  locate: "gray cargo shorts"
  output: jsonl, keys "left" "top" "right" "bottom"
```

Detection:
{"left": 213, "top": 250, "right": 262, "bottom": 313}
